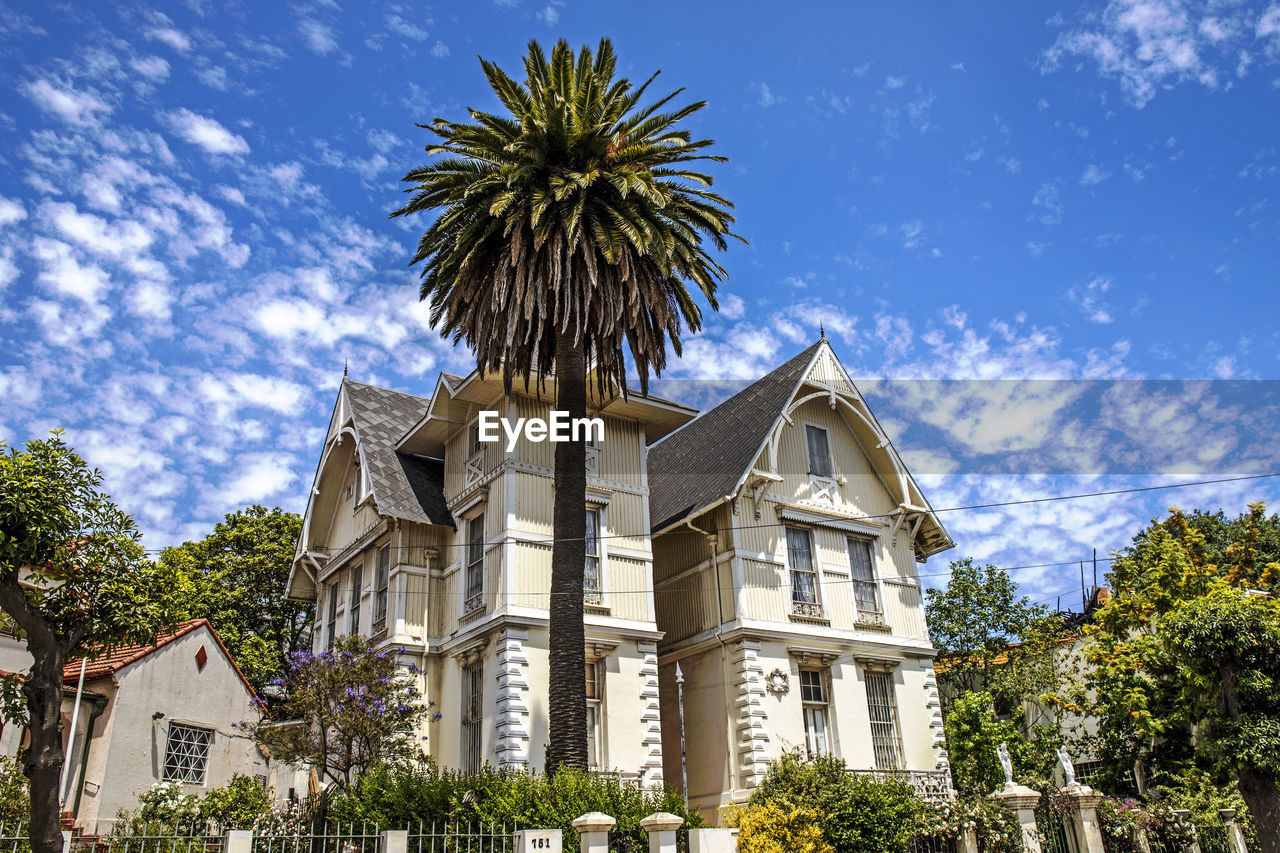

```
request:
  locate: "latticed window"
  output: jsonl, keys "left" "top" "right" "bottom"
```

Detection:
{"left": 584, "top": 508, "right": 601, "bottom": 605}
{"left": 865, "top": 670, "right": 904, "bottom": 770}
{"left": 465, "top": 514, "right": 485, "bottom": 612}
{"left": 585, "top": 659, "right": 605, "bottom": 769}
{"left": 805, "top": 424, "right": 833, "bottom": 478}
{"left": 461, "top": 662, "right": 483, "bottom": 773}
{"left": 163, "top": 723, "right": 212, "bottom": 784}
{"left": 786, "top": 527, "right": 819, "bottom": 610}
{"left": 348, "top": 563, "right": 363, "bottom": 635}
{"left": 799, "top": 669, "right": 830, "bottom": 755}
{"left": 373, "top": 545, "right": 390, "bottom": 631}
{"left": 847, "top": 538, "right": 881, "bottom": 616}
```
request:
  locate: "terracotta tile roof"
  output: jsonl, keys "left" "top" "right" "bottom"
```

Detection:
{"left": 647, "top": 341, "right": 823, "bottom": 532}
{"left": 62, "top": 619, "right": 259, "bottom": 702}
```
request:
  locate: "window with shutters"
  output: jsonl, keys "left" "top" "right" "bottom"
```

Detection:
{"left": 584, "top": 508, "right": 601, "bottom": 606}
{"left": 163, "top": 723, "right": 212, "bottom": 784}
{"left": 805, "top": 424, "right": 833, "bottom": 478}
{"left": 461, "top": 661, "right": 483, "bottom": 773}
{"left": 847, "top": 538, "right": 882, "bottom": 621}
{"left": 373, "top": 545, "right": 390, "bottom": 634}
{"left": 865, "top": 670, "right": 904, "bottom": 770}
{"left": 786, "top": 526, "right": 822, "bottom": 618}
{"left": 585, "top": 658, "right": 605, "bottom": 770}
{"left": 348, "top": 563, "right": 363, "bottom": 635}
{"left": 464, "top": 514, "right": 485, "bottom": 614}
{"left": 800, "top": 669, "right": 830, "bottom": 756}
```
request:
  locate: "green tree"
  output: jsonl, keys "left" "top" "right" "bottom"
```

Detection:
{"left": 392, "top": 37, "right": 739, "bottom": 772}
{"left": 943, "top": 691, "right": 1025, "bottom": 796}
{"left": 249, "top": 634, "right": 426, "bottom": 790}
{"left": 1085, "top": 504, "right": 1280, "bottom": 852}
{"left": 0, "top": 433, "right": 177, "bottom": 853}
{"left": 159, "top": 506, "right": 311, "bottom": 693}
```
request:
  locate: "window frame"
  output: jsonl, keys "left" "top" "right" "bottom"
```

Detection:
{"left": 373, "top": 545, "right": 390, "bottom": 634}
{"left": 804, "top": 423, "right": 834, "bottom": 479}
{"left": 799, "top": 668, "right": 831, "bottom": 756}
{"left": 464, "top": 513, "right": 485, "bottom": 614}
{"left": 785, "top": 526, "right": 823, "bottom": 617}
{"left": 325, "top": 579, "right": 339, "bottom": 650}
{"left": 162, "top": 722, "right": 213, "bottom": 785}
{"left": 584, "top": 507, "right": 602, "bottom": 606}
{"left": 348, "top": 561, "right": 363, "bottom": 635}
{"left": 846, "top": 537, "right": 883, "bottom": 619}
{"left": 460, "top": 661, "right": 483, "bottom": 773}
{"left": 864, "top": 669, "right": 905, "bottom": 770}
{"left": 585, "top": 657, "right": 606, "bottom": 770}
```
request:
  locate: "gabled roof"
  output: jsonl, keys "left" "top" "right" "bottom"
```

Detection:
{"left": 343, "top": 380, "right": 453, "bottom": 528}
{"left": 647, "top": 341, "right": 823, "bottom": 532}
{"left": 62, "top": 619, "right": 258, "bottom": 701}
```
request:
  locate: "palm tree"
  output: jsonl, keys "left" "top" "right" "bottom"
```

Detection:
{"left": 391, "top": 38, "right": 739, "bottom": 773}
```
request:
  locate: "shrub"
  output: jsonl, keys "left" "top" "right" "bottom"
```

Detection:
{"left": 0, "top": 755, "right": 30, "bottom": 825}
{"left": 942, "top": 691, "right": 1030, "bottom": 796}
{"left": 199, "top": 773, "right": 273, "bottom": 829}
{"left": 748, "top": 751, "right": 918, "bottom": 853}
{"left": 726, "top": 802, "right": 833, "bottom": 853}
{"left": 915, "top": 796, "right": 1021, "bottom": 853}
{"left": 326, "top": 762, "right": 700, "bottom": 852}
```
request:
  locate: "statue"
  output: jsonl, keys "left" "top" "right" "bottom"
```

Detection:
{"left": 1058, "top": 745, "right": 1077, "bottom": 787}
{"left": 997, "top": 742, "right": 1014, "bottom": 786}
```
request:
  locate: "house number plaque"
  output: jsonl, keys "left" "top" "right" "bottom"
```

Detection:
{"left": 513, "top": 830, "right": 562, "bottom": 852}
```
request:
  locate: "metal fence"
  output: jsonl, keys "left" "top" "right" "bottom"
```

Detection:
{"left": 1194, "top": 824, "right": 1231, "bottom": 853}
{"left": 1035, "top": 805, "right": 1078, "bottom": 853}
{"left": 908, "top": 833, "right": 957, "bottom": 853}
{"left": 409, "top": 822, "right": 514, "bottom": 853}
{"left": 0, "top": 823, "right": 30, "bottom": 853}
{"left": 253, "top": 824, "right": 380, "bottom": 853}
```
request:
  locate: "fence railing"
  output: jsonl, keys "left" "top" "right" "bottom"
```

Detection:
{"left": 847, "top": 768, "right": 956, "bottom": 801}
{"left": 0, "top": 823, "right": 30, "bottom": 853}
{"left": 409, "top": 821, "right": 513, "bottom": 853}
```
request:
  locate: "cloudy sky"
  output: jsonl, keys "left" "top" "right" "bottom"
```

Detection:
{"left": 2, "top": 0, "right": 1279, "bottom": 606}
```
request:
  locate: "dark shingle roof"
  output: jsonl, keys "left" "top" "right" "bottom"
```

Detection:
{"left": 344, "top": 380, "right": 453, "bottom": 528}
{"left": 647, "top": 341, "right": 822, "bottom": 531}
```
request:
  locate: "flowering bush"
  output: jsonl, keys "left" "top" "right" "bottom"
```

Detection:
{"left": 724, "top": 802, "right": 833, "bottom": 853}
{"left": 915, "top": 796, "right": 1021, "bottom": 853}
{"left": 0, "top": 755, "right": 30, "bottom": 825}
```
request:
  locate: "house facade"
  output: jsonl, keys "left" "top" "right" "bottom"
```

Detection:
{"left": 0, "top": 619, "right": 278, "bottom": 829}
{"left": 647, "top": 339, "right": 956, "bottom": 819}
{"left": 285, "top": 371, "right": 696, "bottom": 780}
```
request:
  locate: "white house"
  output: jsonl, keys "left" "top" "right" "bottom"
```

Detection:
{"left": 648, "top": 338, "right": 956, "bottom": 820}
{"left": 1, "top": 619, "right": 281, "bottom": 829}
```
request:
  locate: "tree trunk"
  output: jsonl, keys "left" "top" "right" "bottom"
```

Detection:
{"left": 545, "top": 330, "right": 588, "bottom": 775}
{"left": 1238, "top": 764, "right": 1280, "bottom": 853}
{"left": 24, "top": 639, "right": 69, "bottom": 853}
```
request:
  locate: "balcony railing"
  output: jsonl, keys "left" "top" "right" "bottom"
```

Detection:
{"left": 790, "top": 600, "right": 825, "bottom": 620}
{"left": 848, "top": 768, "right": 955, "bottom": 801}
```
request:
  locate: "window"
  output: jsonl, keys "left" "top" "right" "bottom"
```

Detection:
{"left": 584, "top": 508, "right": 601, "bottom": 605}
{"left": 585, "top": 659, "right": 605, "bottom": 770}
{"left": 325, "top": 580, "right": 338, "bottom": 650}
{"left": 348, "top": 563, "right": 363, "bottom": 635}
{"left": 847, "top": 538, "right": 881, "bottom": 617}
{"left": 373, "top": 546, "right": 390, "bottom": 633}
{"left": 865, "top": 671, "right": 904, "bottom": 770}
{"left": 786, "top": 527, "right": 821, "bottom": 617}
{"left": 465, "top": 514, "right": 485, "bottom": 613}
{"left": 800, "top": 669, "right": 830, "bottom": 755}
{"left": 468, "top": 420, "right": 482, "bottom": 456}
{"left": 805, "top": 424, "right": 833, "bottom": 478}
{"left": 163, "top": 723, "right": 212, "bottom": 784}
{"left": 461, "top": 662, "right": 483, "bottom": 773}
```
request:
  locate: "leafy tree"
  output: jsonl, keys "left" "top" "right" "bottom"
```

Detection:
{"left": 943, "top": 691, "right": 1026, "bottom": 796}
{"left": 198, "top": 772, "right": 274, "bottom": 829}
{"left": 391, "top": 37, "right": 739, "bottom": 773}
{"left": 159, "top": 506, "right": 311, "bottom": 693}
{"left": 250, "top": 634, "right": 426, "bottom": 790}
{"left": 926, "top": 558, "right": 1068, "bottom": 722}
{"left": 0, "top": 433, "right": 177, "bottom": 853}
{"left": 1085, "top": 504, "right": 1280, "bottom": 852}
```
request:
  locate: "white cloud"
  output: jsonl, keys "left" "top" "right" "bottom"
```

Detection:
{"left": 165, "top": 109, "right": 251, "bottom": 155}
{"left": 0, "top": 247, "right": 18, "bottom": 291}
{"left": 758, "top": 82, "right": 782, "bottom": 107}
{"left": 146, "top": 26, "right": 192, "bottom": 52}
{"left": 1031, "top": 182, "right": 1063, "bottom": 226}
{"left": 29, "top": 237, "right": 111, "bottom": 303}
{"left": 719, "top": 293, "right": 745, "bottom": 320}
{"left": 0, "top": 197, "right": 27, "bottom": 227}
{"left": 1080, "top": 164, "right": 1112, "bottom": 185}
{"left": 22, "top": 78, "right": 111, "bottom": 126}
{"left": 299, "top": 19, "right": 338, "bottom": 55}
{"left": 431, "top": 41, "right": 450, "bottom": 59}
{"left": 536, "top": 5, "right": 559, "bottom": 25}
{"left": 1068, "top": 276, "right": 1115, "bottom": 324}
{"left": 386, "top": 14, "right": 429, "bottom": 40}
{"left": 214, "top": 453, "right": 299, "bottom": 507}
{"left": 131, "top": 56, "right": 171, "bottom": 80}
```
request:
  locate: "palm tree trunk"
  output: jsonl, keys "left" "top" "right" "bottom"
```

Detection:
{"left": 23, "top": 639, "right": 69, "bottom": 853}
{"left": 545, "top": 329, "right": 588, "bottom": 775}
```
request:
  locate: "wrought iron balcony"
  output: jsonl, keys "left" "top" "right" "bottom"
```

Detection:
{"left": 847, "top": 768, "right": 955, "bottom": 801}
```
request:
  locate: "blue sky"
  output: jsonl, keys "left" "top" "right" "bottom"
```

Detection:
{"left": 2, "top": 0, "right": 1279, "bottom": 606}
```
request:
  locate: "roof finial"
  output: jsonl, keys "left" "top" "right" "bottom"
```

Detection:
{"left": 343, "top": 359, "right": 348, "bottom": 378}
{"left": 819, "top": 321, "right": 825, "bottom": 340}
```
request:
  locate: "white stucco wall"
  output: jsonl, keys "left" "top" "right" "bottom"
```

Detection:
{"left": 74, "top": 625, "right": 270, "bottom": 828}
